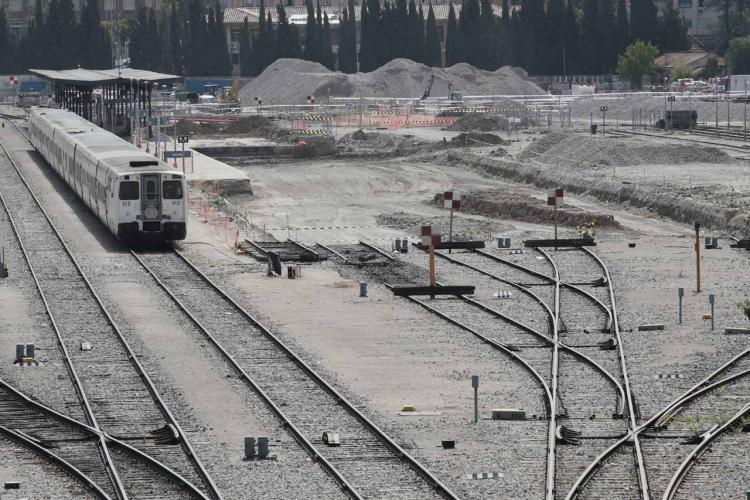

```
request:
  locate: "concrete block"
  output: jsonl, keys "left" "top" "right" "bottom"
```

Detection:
{"left": 638, "top": 324, "right": 665, "bottom": 331}
{"left": 244, "top": 437, "right": 256, "bottom": 460}
{"left": 15, "top": 344, "right": 24, "bottom": 363}
{"left": 725, "top": 327, "right": 750, "bottom": 335}
{"left": 491, "top": 408, "right": 526, "bottom": 420}
{"left": 24, "top": 344, "right": 34, "bottom": 358}
{"left": 257, "top": 437, "right": 269, "bottom": 459}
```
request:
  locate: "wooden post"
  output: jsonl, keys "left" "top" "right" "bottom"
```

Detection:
{"left": 429, "top": 242, "right": 436, "bottom": 288}
{"left": 695, "top": 221, "right": 701, "bottom": 293}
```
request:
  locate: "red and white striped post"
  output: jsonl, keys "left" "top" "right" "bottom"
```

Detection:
{"left": 547, "top": 188, "right": 564, "bottom": 250}
{"left": 421, "top": 225, "right": 441, "bottom": 296}
{"left": 444, "top": 191, "right": 461, "bottom": 254}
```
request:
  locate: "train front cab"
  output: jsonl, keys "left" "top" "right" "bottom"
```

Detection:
{"left": 115, "top": 172, "right": 187, "bottom": 241}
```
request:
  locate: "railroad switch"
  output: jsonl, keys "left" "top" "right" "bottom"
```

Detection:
{"left": 0, "top": 246, "right": 7, "bottom": 278}
{"left": 322, "top": 432, "right": 341, "bottom": 446}
{"left": 3, "top": 481, "right": 20, "bottom": 489}
{"left": 555, "top": 425, "right": 581, "bottom": 445}
{"left": 244, "top": 436, "right": 276, "bottom": 460}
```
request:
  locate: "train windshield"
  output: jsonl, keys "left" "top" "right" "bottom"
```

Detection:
{"left": 119, "top": 181, "right": 139, "bottom": 200}
{"left": 163, "top": 180, "right": 183, "bottom": 200}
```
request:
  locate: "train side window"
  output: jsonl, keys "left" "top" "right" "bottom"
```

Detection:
{"left": 119, "top": 181, "right": 139, "bottom": 200}
{"left": 162, "top": 180, "right": 183, "bottom": 200}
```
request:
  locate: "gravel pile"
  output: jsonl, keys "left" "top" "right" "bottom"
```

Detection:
{"left": 450, "top": 132, "right": 508, "bottom": 147}
{"left": 518, "top": 131, "right": 730, "bottom": 167}
{"left": 336, "top": 129, "right": 440, "bottom": 157}
{"left": 240, "top": 58, "right": 544, "bottom": 104}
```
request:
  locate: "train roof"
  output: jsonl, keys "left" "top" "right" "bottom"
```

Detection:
{"left": 31, "top": 107, "right": 178, "bottom": 176}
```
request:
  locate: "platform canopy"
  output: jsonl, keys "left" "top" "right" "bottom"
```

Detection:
{"left": 28, "top": 68, "right": 181, "bottom": 86}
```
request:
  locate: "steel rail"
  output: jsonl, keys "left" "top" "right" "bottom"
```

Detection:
{"left": 566, "top": 346, "right": 750, "bottom": 499}
{"left": 655, "top": 368, "right": 750, "bottom": 429}
{"left": 0, "top": 141, "right": 127, "bottom": 500}
{"left": 136, "top": 248, "right": 460, "bottom": 500}
{"left": 130, "top": 250, "right": 364, "bottom": 500}
{"left": 662, "top": 401, "right": 750, "bottom": 500}
{"left": 358, "top": 239, "right": 396, "bottom": 261}
{"left": 578, "top": 247, "right": 649, "bottom": 500}
{"left": 0, "top": 424, "right": 112, "bottom": 499}
{"left": 0, "top": 135, "right": 220, "bottom": 500}
{"left": 314, "top": 242, "right": 350, "bottom": 263}
{"left": 0, "top": 377, "right": 210, "bottom": 500}
{"left": 536, "top": 248, "right": 561, "bottom": 500}
{"left": 385, "top": 283, "right": 553, "bottom": 414}
{"left": 434, "top": 250, "right": 626, "bottom": 414}
{"left": 473, "top": 249, "right": 613, "bottom": 330}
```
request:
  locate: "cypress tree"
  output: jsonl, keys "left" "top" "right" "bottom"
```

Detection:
{"left": 479, "top": 0, "right": 495, "bottom": 69}
{"left": 406, "top": 0, "right": 423, "bottom": 63}
{"left": 0, "top": 8, "right": 9, "bottom": 73}
{"left": 148, "top": 8, "right": 161, "bottom": 71}
{"left": 615, "top": 0, "right": 629, "bottom": 57}
{"left": 418, "top": 5, "right": 426, "bottom": 62}
{"left": 508, "top": 9, "right": 523, "bottom": 66}
{"left": 544, "top": 0, "right": 565, "bottom": 74}
{"left": 460, "top": 0, "right": 482, "bottom": 67}
{"left": 599, "top": 0, "right": 617, "bottom": 72}
{"left": 129, "top": 2, "right": 148, "bottom": 69}
{"left": 359, "top": 0, "right": 372, "bottom": 71}
{"left": 321, "top": 12, "right": 334, "bottom": 69}
{"left": 444, "top": 3, "right": 460, "bottom": 66}
{"left": 214, "top": 1, "right": 231, "bottom": 75}
{"left": 90, "top": 0, "right": 112, "bottom": 69}
{"left": 338, "top": 6, "right": 356, "bottom": 72}
{"left": 518, "top": 0, "right": 543, "bottom": 73}
{"left": 493, "top": 0, "right": 511, "bottom": 68}
{"left": 423, "top": 3, "right": 441, "bottom": 67}
{"left": 562, "top": 0, "right": 579, "bottom": 74}
{"left": 303, "top": 0, "right": 317, "bottom": 62}
{"left": 380, "top": 1, "right": 394, "bottom": 64}
{"left": 276, "top": 4, "right": 297, "bottom": 59}
{"left": 366, "top": 0, "right": 385, "bottom": 68}
{"left": 315, "top": 1, "right": 323, "bottom": 61}
{"left": 79, "top": 2, "right": 91, "bottom": 68}
{"left": 656, "top": 0, "right": 689, "bottom": 52}
{"left": 239, "top": 18, "right": 252, "bottom": 76}
{"left": 395, "top": 0, "right": 409, "bottom": 60}
{"left": 630, "top": 0, "right": 658, "bottom": 45}
{"left": 168, "top": 1, "right": 182, "bottom": 74}
{"left": 580, "top": 0, "right": 603, "bottom": 73}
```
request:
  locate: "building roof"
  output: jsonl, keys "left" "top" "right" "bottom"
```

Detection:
{"left": 654, "top": 51, "right": 723, "bottom": 71}
{"left": 28, "top": 68, "right": 182, "bottom": 86}
{"left": 224, "top": 3, "right": 502, "bottom": 25}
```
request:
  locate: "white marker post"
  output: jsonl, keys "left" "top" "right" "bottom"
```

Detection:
{"left": 547, "top": 189, "right": 564, "bottom": 250}
{"left": 178, "top": 135, "right": 189, "bottom": 175}
{"left": 444, "top": 191, "right": 461, "bottom": 254}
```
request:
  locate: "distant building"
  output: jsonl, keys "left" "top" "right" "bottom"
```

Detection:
{"left": 652, "top": 0, "right": 720, "bottom": 40}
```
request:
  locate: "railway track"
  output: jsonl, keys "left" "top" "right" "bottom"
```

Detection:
{"left": 316, "top": 241, "right": 396, "bottom": 265}
{"left": 130, "top": 247, "right": 458, "bottom": 500}
{"left": 0, "top": 137, "right": 219, "bottom": 499}
{"left": 373, "top": 243, "right": 638, "bottom": 499}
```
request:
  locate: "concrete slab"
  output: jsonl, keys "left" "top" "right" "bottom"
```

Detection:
{"left": 146, "top": 137, "right": 253, "bottom": 195}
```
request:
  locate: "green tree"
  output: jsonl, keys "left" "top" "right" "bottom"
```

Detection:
{"left": 239, "top": 17, "right": 252, "bottom": 76}
{"left": 167, "top": 1, "right": 182, "bottom": 74}
{"left": 630, "top": 0, "right": 658, "bottom": 45}
{"left": 394, "top": 0, "right": 409, "bottom": 59}
{"left": 580, "top": 0, "right": 603, "bottom": 73}
{"left": 213, "top": 1, "right": 231, "bottom": 75}
{"left": 445, "top": 3, "right": 460, "bottom": 66}
{"left": 615, "top": 0, "right": 629, "bottom": 59}
{"left": 544, "top": 0, "right": 566, "bottom": 74}
{"left": 617, "top": 40, "right": 658, "bottom": 88}
{"left": 406, "top": 0, "right": 423, "bottom": 63}
{"left": 276, "top": 4, "right": 298, "bottom": 59}
{"left": 360, "top": 0, "right": 377, "bottom": 71}
{"left": 321, "top": 12, "right": 334, "bottom": 69}
{"left": 726, "top": 36, "right": 750, "bottom": 73}
{"left": 670, "top": 65, "right": 694, "bottom": 80}
{"left": 698, "top": 55, "right": 721, "bottom": 79}
{"left": 303, "top": 0, "right": 318, "bottom": 62}
{"left": 600, "top": 0, "right": 617, "bottom": 72}
{"left": 338, "top": 1, "right": 357, "bottom": 73}
{"left": 0, "top": 8, "right": 9, "bottom": 73}
{"left": 423, "top": 3, "right": 441, "bottom": 67}
{"left": 479, "top": 0, "right": 495, "bottom": 69}
{"left": 460, "top": 0, "right": 481, "bottom": 67}
{"left": 562, "top": 0, "right": 580, "bottom": 74}
{"left": 656, "top": 0, "right": 689, "bottom": 52}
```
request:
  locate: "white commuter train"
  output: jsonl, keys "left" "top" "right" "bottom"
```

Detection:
{"left": 28, "top": 107, "right": 187, "bottom": 242}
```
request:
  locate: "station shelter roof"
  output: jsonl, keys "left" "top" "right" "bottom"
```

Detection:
{"left": 28, "top": 68, "right": 182, "bottom": 87}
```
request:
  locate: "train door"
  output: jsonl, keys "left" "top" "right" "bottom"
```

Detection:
{"left": 141, "top": 174, "right": 161, "bottom": 231}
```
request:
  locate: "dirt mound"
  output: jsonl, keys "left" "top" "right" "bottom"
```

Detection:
{"left": 336, "top": 130, "right": 437, "bottom": 157}
{"left": 433, "top": 191, "right": 619, "bottom": 228}
{"left": 519, "top": 131, "right": 731, "bottom": 167}
{"left": 176, "top": 116, "right": 291, "bottom": 142}
{"left": 451, "top": 132, "right": 508, "bottom": 147}
{"left": 240, "top": 58, "right": 544, "bottom": 104}
{"left": 447, "top": 114, "right": 510, "bottom": 132}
